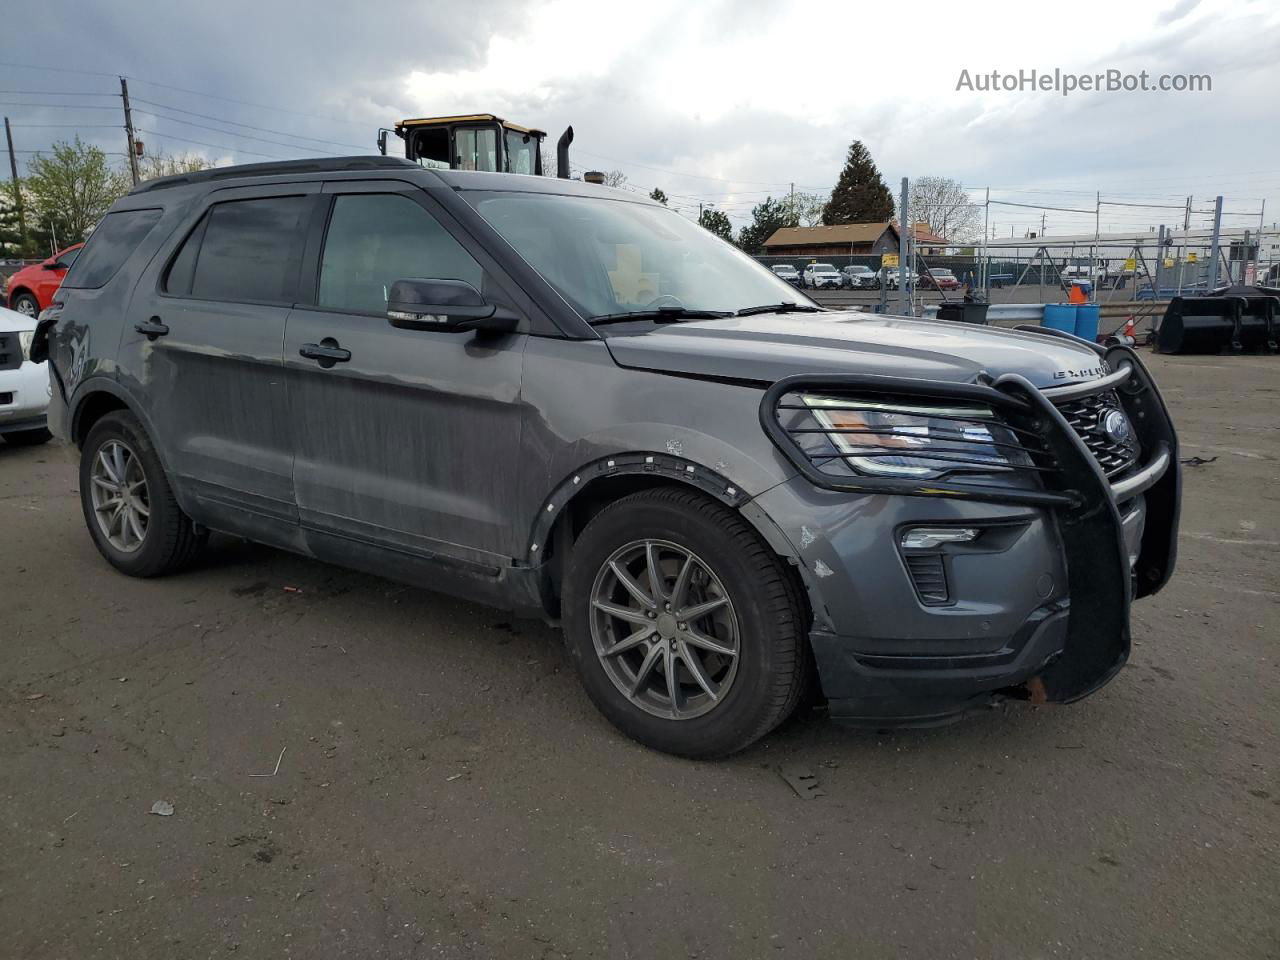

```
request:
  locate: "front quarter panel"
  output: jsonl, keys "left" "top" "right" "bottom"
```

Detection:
{"left": 516, "top": 337, "right": 800, "bottom": 553}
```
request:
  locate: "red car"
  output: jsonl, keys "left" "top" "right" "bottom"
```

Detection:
{"left": 5, "top": 243, "right": 83, "bottom": 318}
{"left": 920, "top": 268, "right": 961, "bottom": 291}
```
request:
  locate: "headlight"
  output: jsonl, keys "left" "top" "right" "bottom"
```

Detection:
{"left": 18, "top": 331, "right": 35, "bottom": 362}
{"left": 799, "top": 394, "right": 1028, "bottom": 478}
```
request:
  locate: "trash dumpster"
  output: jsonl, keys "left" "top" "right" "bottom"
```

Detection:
{"left": 936, "top": 301, "right": 990, "bottom": 324}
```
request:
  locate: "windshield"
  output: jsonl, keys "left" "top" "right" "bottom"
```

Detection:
{"left": 812, "top": 264, "right": 836, "bottom": 272}
{"left": 933, "top": 269, "right": 954, "bottom": 277}
{"left": 466, "top": 191, "right": 806, "bottom": 318}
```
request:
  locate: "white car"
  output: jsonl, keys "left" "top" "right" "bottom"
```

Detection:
{"left": 0, "top": 305, "right": 52, "bottom": 446}
{"left": 803, "top": 263, "right": 842, "bottom": 289}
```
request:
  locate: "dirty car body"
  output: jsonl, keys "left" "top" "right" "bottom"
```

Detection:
{"left": 38, "top": 157, "right": 1180, "bottom": 755}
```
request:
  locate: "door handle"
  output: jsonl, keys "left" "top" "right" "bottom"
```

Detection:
{"left": 134, "top": 317, "right": 169, "bottom": 340}
{"left": 299, "top": 337, "right": 351, "bottom": 368}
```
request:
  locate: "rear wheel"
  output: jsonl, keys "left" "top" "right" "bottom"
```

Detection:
{"left": 563, "top": 487, "right": 810, "bottom": 759}
{"left": 80, "top": 410, "right": 205, "bottom": 577}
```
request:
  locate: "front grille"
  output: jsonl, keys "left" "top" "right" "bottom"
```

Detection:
{"left": 0, "top": 332, "right": 20, "bottom": 372}
{"left": 1053, "top": 389, "right": 1140, "bottom": 477}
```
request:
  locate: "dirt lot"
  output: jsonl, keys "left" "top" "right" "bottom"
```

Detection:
{"left": 1, "top": 351, "right": 1276, "bottom": 959}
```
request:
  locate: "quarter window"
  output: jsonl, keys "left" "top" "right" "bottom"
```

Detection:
{"left": 317, "top": 194, "right": 484, "bottom": 315}
{"left": 60, "top": 209, "right": 161, "bottom": 289}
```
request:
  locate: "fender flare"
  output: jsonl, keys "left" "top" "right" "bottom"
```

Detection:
{"left": 523, "top": 451, "right": 803, "bottom": 570}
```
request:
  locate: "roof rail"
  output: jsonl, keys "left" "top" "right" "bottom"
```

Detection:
{"left": 129, "top": 155, "right": 420, "bottom": 194}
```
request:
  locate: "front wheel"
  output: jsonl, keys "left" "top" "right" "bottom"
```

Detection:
{"left": 11, "top": 293, "right": 39, "bottom": 318}
{"left": 80, "top": 410, "right": 206, "bottom": 577}
{"left": 563, "top": 487, "right": 811, "bottom": 759}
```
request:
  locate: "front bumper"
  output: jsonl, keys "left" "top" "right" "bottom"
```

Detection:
{"left": 0, "top": 360, "right": 51, "bottom": 434}
{"left": 754, "top": 340, "right": 1180, "bottom": 723}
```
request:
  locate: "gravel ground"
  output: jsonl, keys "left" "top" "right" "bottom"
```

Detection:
{"left": 1, "top": 350, "right": 1276, "bottom": 959}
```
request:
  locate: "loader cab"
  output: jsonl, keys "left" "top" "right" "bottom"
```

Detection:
{"left": 390, "top": 115, "right": 546, "bottom": 176}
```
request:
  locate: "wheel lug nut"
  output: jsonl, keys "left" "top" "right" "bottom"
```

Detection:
{"left": 677, "top": 622, "right": 686, "bottom": 630}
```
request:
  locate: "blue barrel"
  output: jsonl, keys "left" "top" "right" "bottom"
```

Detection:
{"left": 1074, "top": 304, "right": 1100, "bottom": 343}
{"left": 1043, "top": 303, "right": 1077, "bottom": 334}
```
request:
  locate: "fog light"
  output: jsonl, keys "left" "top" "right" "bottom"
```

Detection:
{"left": 901, "top": 527, "right": 979, "bottom": 550}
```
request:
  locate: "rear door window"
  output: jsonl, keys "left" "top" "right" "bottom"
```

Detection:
{"left": 166, "top": 195, "right": 309, "bottom": 303}
{"left": 60, "top": 209, "right": 162, "bottom": 289}
{"left": 317, "top": 193, "right": 484, "bottom": 315}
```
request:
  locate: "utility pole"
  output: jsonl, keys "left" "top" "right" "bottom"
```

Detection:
{"left": 1207, "top": 195, "right": 1223, "bottom": 290}
{"left": 1154, "top": 224, "right": 1165, "bottom": 295}
{"left": 789, "top": 181, "right": 795, "bottom": 223}
{"left": 897, "top": 176, "right": 909, "bottom": 315}
{"left": 1178, "top": 195, "right": 1192, "bottom": 294}
{"left": 981, "top": 186, "right": 989, "bottom": 296}
{"left": 1092, "top": 191, "right": 1100, "bottom": 303}
{"left": 120, "top": 76, "right": 140, "bottom": 186}
{"left": 3, "top": 116, "right": 25, "bottom": 242}
{"left": 1040, "top": 211, "right": 1047, "bottom": 238}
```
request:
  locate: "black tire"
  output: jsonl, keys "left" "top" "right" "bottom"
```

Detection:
{"left": 11, "top": 292, "right": 39, "bottom": 318}
{"left": 4, "top": 426, "right": 52, "bottom": 446}
{"left": 563, "top": 487, "right": 811, "bottom": 759}
{"left": 80, "top": 410, "right": 205, "bottom": 577}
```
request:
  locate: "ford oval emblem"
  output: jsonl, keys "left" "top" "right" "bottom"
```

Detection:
{"left": 1102, "top": 409, "right": 1132, "bottom": 445}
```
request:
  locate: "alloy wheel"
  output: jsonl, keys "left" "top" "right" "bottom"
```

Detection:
{"left": 89, "top": 439, "right": 150, "bottom": 553}
{"left": 589, "top": 539, "right": 740, "bottom": 720}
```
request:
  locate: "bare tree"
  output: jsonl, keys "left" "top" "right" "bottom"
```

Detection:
{"left": 907, "top": 176, "right": 981, "bottom": 243}
{"left": 138, "top": 153, "right": 214, "bottom": 181}
{"left": 602, "top": 169, "right": 629, "bottom": 189}
{"left": 784, "top": 191, "right": 827, "bottom": 227}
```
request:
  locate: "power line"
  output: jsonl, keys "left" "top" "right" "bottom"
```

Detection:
{"left": 133, "top": 109, "right": 347, "bottom": 155}
{"left": 134, "top": 128, "right": 297, "bottom": 160}
{"left": 131, "top": 98, "right": 369, "bottom": 150}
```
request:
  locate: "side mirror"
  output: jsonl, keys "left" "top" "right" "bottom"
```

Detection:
{"left": 386, "top": 278, "right": 517, "bottom": 335}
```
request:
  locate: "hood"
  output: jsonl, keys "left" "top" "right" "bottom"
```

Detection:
{"left": 603, "top": 310, "right": 1104, "bottom": 389}
{"left": 0, "top": 305, "right": 37, "bottom": 333}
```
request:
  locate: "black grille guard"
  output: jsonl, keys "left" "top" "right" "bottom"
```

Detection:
{"left": 760, "top": 337, "right": 1181, "bottom": 703}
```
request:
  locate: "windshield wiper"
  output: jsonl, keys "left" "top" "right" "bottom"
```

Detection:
{"left": 587, "top": 306, "right": 734, "bottom": 326}
{"left": 735, "top": 302, "right": 823, "bottom": 317}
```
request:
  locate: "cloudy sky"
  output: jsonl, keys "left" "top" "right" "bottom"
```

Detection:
{"left": 6, "top": 0, "right": 1279, "bottom": 238}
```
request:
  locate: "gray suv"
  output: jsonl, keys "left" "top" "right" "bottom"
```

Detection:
{"left": 34, "top": 157, "right": 1180, "bottom": 758}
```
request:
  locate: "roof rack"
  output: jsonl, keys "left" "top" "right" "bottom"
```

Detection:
{"left": 128, "top": 155, "right": 420, "bottom": 194}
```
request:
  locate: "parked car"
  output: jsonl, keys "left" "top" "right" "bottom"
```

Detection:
{"left": 803, "top": 263, "right": 842, "bottom": 289}
{"left": 6, "top": 244, "right": 84, "bottom": 317}
{"left": 920, "top": 268, "right": 960, "bottom": 291}
{"left": 0, "top": 304, "right": 52, "bottom": 445}
{"left": 770, "top": 264, "right": 802, "bottom": 287}
{"left": 840, "top": 265, "right": 878, "bottom": 289}
{"left": 37, "top": 157, "right": 1180, "bottom": 759}
{"left": 884, "top": 267, "right": 918, "bottom": 290}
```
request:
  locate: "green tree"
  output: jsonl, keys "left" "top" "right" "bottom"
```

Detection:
{"left": 26, "top": 138, "right": 130, "bottom": 245}
{"left": 737, "top": 196, "right": 795, "bottom": 254}
{"left": 697, "top": 207, "right": 733, "bottom": 242}
{"left": 0, "top": 194, "right": 23, "bottom": 257}
{"left": 649, "top": 187, "right": 668, "bottom": 205}
{"left": 821, "top": 140, "right": 894, "bottom": 225}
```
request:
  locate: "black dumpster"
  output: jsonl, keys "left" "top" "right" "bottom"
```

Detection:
{"left": 937, "top": 301, "right": 990, "bottom": 325}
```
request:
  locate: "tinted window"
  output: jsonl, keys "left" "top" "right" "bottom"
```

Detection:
{"left": 60, "top": 210, "right": 161, "bottom": 289}
{"left": 182, "top": 196, "right": 308, "bottom": 303}
{"left": 318, "top": 194, "right": 483, "bottom": 315}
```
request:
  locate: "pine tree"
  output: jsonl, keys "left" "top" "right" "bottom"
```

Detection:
{"left": 697, "top": 208, "right": 733, "bottom": 242}
{"left": 737, "top": 196, "right": 796, "bottom": 254}
{"left": 649, "top": 187, "right": 668, "bottom": 206}
{"left": 821, "top": 141, "right": 894, "bottom": 225}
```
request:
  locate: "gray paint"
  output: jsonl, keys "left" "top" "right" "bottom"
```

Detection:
{"left": 43, "top": 160, "right": 1178, "bottom": 723}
